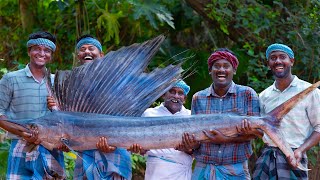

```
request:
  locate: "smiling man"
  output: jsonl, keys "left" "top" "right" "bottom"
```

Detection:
{"left": 130, "top": 80, "right": 193, "bottom": 180}
{"left": 76, "top": 34, "right": 104, "bottom": 64}
{"left": 252, "top": 43, "right": 320, "bottom": 179}
{"left": 0, "top": 31, "right": 65, "bottom": 179}
{"left": 182, "top": 48, "right": 261, "bottom": 180}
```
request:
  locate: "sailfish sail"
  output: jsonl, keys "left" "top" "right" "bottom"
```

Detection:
{"left": 52, "top": 35, "right": 183, "bottom": 116}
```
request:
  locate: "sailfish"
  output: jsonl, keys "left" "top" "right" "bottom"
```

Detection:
{"left": 0, "top": 35, "right": 319, "bottom": 171}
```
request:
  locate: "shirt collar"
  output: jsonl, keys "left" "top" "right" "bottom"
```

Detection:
{"left": 24, "top": 64, "right": 49, "bottom": 84}
{"left": 271, "top": 75, "right": 299, "bottom": 92}
{"left": 24, "top": 64, "right": 33, "bottom": 77}
{"left": 206, "top": 81, "right": 236, "bottom": 97}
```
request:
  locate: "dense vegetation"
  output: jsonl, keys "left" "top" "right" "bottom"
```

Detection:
{"left": 0, "top": 0, "right": 319, "bottom": 179}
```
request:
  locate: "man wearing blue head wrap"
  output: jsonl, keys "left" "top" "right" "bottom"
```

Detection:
{"left": 252, "top": 43, "right": 320, "bottom": 179}
{"left": 0, "top": 31, "right": 66, "bottom": 179}
{"left": 130, "top": 80, "right": 193, "bottom": 180}
{"left": 48, "top": 34, "right": 132, "bottom": 180}
{"left": 76, "top": 34, "right": 104, "bottom": 64}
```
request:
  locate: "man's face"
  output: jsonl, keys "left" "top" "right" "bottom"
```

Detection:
{"left": 162, "top": 87, "right": 186, "bottom": 114}
{"left": 77, "top": 44, "right": 103, "bottom": 64}
{"left": 267, "top": 51, "right": 294, "bottom": 79}
{"left": 28, "top": 45, "right": 53, "bottom": 67}
{"left": 210, "top": 59, "right": 235, "bottom": 89}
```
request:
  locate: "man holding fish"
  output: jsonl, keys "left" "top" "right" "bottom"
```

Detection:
{"left": 182, "top": 48, "right": 262, "bottom": 179}
{"left": 0, "top": 31, "right": 65, "bottom": 179}
{"left": 130, "top": 80, "right": 193, "bottom": 180}
{"left": 252, "top": 43, "right": 320, "bottom": 179}
{"left": 48, "top": 35, "right": 132, "bottom": 180}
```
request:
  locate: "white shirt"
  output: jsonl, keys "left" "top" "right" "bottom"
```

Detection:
{"left": 260, "top": 76, "right": 320, "bottom": 148}
{"left": 142, "top": 103, "right": 192, "bottom": 180}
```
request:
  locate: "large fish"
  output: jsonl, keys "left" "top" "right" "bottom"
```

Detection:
{"left": 1, "top": 35, "right": 319, "bottom": 171}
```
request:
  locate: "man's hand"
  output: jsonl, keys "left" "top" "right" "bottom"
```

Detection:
{"left": 182, "top": 132, "right": 200, "bottom": 150}
{"left": 56, "top": 144, "right": 70, "bottom": 152}
{"left": 96, "top": 137, "right": 116, "bottom": 153}
{"left": 128, "top": 143, "right": 147, "bottom": 155}
{"left": 236, "top": 119, "right": 263, "bottom": 138}
{"left": 293, "top": 148, "right": 304, "bottom": 167}
{"left": 203, "top": 129, "right": 229, "bottom": 143}
{"left": 21, "top": 126, "right": 41, "bottom": 145}
{"left": 175, "top": 143, "right": 193, "bottom": 155}
{"left": 47, "top": 96, "right": 56, "bottom": 110}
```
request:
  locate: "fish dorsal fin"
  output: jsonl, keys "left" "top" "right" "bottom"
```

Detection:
{"left": 53, "top": 35, "right": 182, "bottom": 117}
{"left": 267, "top": 81, "right": 320, "bottom": 121}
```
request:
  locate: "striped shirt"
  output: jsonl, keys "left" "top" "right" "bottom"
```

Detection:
{"left": 192, "top": 82, "right": 259, "bottom": 165}
{"left": 0, "top": 65, "right": 50, "bottom": 120}
{"left": 0, "top": 65, "right": 65, "bottom": 179}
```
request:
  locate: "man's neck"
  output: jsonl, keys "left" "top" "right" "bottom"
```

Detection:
{"left": 213, "top": 82, "right": 232, "bottom": 97}
{"left": 29, "top": 64, "right": 46, "bottom": 82}
{"left": 275, "top": 74, "right": 295, "bottom": 92}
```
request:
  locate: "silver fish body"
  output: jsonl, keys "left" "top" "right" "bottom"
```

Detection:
{"left": 17, "top": 111, "right": 264, "bottom": 150}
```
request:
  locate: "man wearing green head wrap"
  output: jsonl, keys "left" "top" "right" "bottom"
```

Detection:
{"left": 252, "top": 43, "right": 320, "bottom": 179}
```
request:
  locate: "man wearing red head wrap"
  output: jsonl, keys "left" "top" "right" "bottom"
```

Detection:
{"left": 207, "top": 50, "right": 239, "bottom": 71}
{"left": 182, "top": 48, "right": 262, "bottom": 179}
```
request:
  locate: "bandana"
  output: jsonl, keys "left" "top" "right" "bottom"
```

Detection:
{"left": 76, "top": 37, "right": 102, "bottom": 52}
{"left": 27, "top": 38, "right": 56, "bottom": 52}
{"left": 207, "top": 51, "right": 239, "bottom": 70}
{"left": 173, "top": 80, "right": 190, "bottom": 95}
{"left": 266, "top": 43, "right": 294, "bottom": 60}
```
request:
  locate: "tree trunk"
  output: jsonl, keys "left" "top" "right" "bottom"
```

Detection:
{"left": 19, "top": 0, "right": 37, "bottom": 33}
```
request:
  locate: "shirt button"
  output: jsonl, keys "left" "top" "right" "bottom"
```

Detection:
{"left": 218, "top": 151, "right": 221, "bottom": 153}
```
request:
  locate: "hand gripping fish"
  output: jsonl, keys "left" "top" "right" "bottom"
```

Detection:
{"left": 1, "top": 35, "right": 319, "bottom": 171}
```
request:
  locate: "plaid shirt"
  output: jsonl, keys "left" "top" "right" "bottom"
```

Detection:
{"left": 192, "top": 82, "right": 260, "bottom": 165}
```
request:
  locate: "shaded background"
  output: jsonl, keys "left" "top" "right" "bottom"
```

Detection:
{"left": 0, "top": 0, "right": 319, "bottom": 179}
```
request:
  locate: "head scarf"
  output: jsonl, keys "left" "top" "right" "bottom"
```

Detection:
{"left": 207, "top": 51, "right": 239, "bottom": 71}
{"left": 173, "top": 80, "right": 190, "bottom": 95}
{"left": 266, "top": 43, "right": 294, "bottom": 60}
{"left": 76, "top": 37, "right": 102, "bottom": 52}
{"left": 27, "top": 38, "right": 56, "bottom": 52}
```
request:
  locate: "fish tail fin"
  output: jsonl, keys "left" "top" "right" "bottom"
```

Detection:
{"left": 266, "top": 81, "right": 320, "bottom": 123}
{"left": 260, "top": 124, "right": 311, "bottom": 171}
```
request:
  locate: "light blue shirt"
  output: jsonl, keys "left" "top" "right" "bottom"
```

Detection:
{"left": 0, "top": 65, "right": 50, "bottom": 120}
{"left": 260, "top": 76, "right": 320, "bottom": 147}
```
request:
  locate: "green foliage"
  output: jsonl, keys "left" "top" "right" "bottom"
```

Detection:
{"left": 63, "top": 152, "right": 76, "bottom": 180}
{"left": 131, "top": 154, "right": 146, "bottom": 178}
{"left": 1, "top": 0, "right": 320, "bottom": 177}
{"left": 0, "top": 136, "right": 10, "bottom": 178}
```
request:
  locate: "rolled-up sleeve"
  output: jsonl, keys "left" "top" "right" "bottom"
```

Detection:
{"left": 308, "top": 89, "right": 320, "bottom": 133}
{"left": 0, "top": 74, "right": 12, "bottom": 116}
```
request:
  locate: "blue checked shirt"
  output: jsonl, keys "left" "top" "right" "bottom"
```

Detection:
{"left": 0, "top": 65, "right": 51, "bottom": 119}
{"left": 192, "top": 82, "right": 260, "bottom": 165}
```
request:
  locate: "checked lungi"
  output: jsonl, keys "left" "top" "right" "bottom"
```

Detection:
{"left": 252, "top": 146, "right": 308, "bottom": 180}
